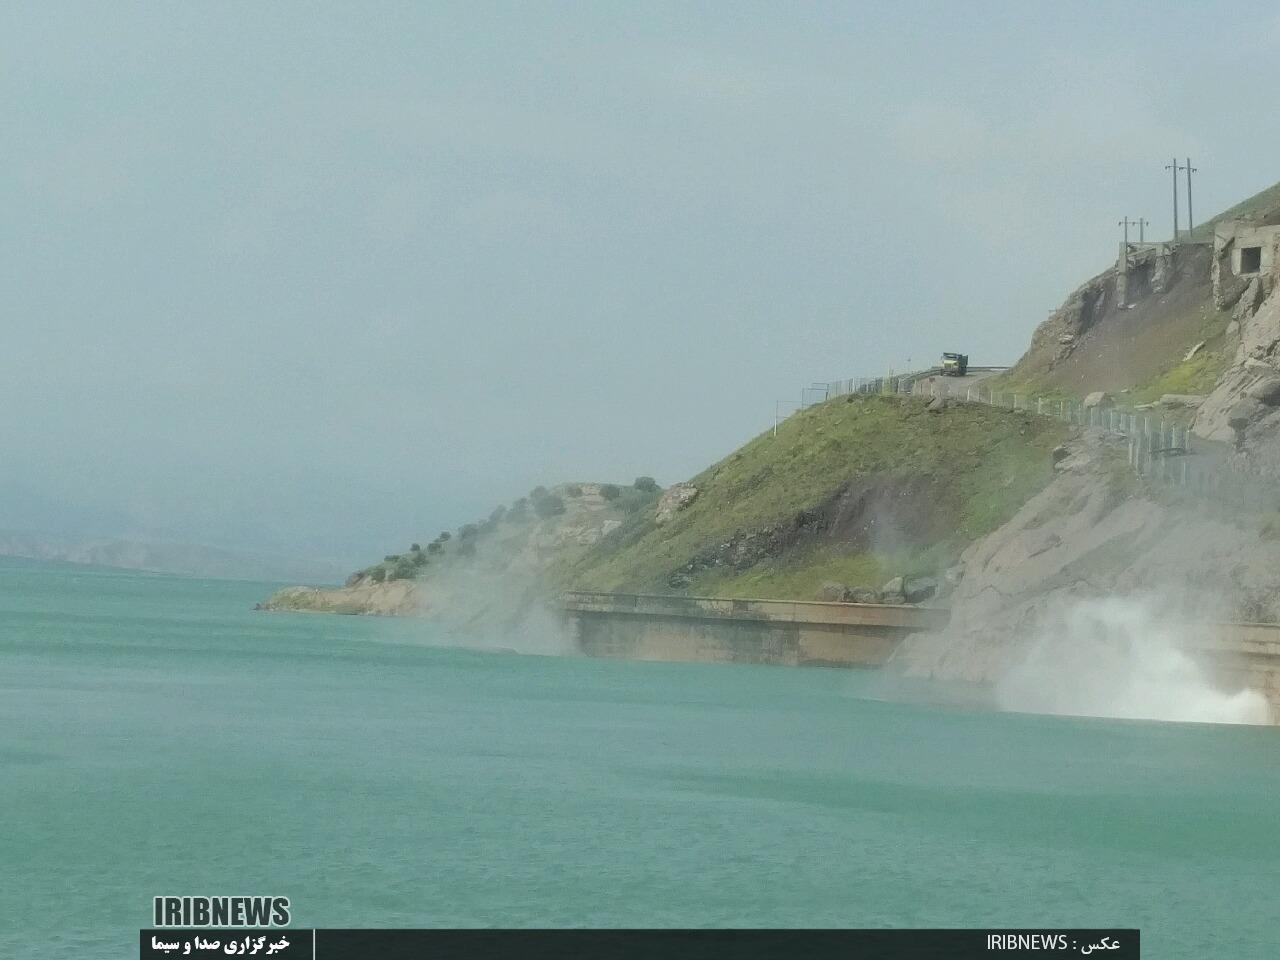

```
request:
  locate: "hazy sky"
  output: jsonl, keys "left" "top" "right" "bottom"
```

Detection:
{"left": 4, "top": 2, "right": 1279, "bottom": 566}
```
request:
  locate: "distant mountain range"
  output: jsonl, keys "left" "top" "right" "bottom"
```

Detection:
{"left": 0, "top": 531, "right": 347, "bottom": 584}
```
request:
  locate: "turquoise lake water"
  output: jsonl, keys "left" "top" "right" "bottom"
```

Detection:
{"left": 2, "top": 557, "right": 1277, "bottom": 958}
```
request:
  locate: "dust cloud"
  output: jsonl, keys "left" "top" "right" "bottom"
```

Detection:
{"left": 995, "top": 596, "right": 1272, "bottom": 726}
{"left": 414, "top": 547, "right": 577, "bottom": 658}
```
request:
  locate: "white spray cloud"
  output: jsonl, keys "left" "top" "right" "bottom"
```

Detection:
{"left": 995, "top": 596, "right": 1272, "bottom": 726}
{"left": 411, "top": 527, "right": 578, "bottom": 658}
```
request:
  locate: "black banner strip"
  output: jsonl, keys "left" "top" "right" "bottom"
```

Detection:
{"left": 141, "top": 927, "right": 1139, "bottom": 959}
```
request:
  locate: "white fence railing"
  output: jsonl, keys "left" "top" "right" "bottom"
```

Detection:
{"left": 802, "top": 368, "right": 944, "bottom": 405}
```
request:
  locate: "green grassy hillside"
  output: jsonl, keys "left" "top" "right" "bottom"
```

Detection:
{"left": 557, "top": 395, "right": 1070, "bottom": 600}
{"left": 1189, "top": 178, "right": 1280, "bottom": 240}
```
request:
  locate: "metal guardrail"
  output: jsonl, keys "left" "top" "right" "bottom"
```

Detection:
{"left": 939, "top": 385, "right": 1233, "bottom": 492}
{"left": 801, "top": 367, "right": 1012, "bottom": 407}
{"left": 802, "top": 368, "right": 940, "bottom": 405}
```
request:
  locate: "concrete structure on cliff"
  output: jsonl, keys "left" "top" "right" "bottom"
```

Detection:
{"left": 1112, "top": 218, "right": 1280, "bottom": 313}
{"left": 1213, "top": 219, "right": 1280, "bottom": 309}
{"left": 1115, "top": 240, "right": 1178, "bottom": 305}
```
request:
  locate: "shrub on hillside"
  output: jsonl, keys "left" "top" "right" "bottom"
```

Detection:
{"left": 600, "top": 484, "right": 621, "bottom": 501}
{"left": 533, "top": 492, "right": 566, "bottom": 518}
{"left": 458, "top": 523, "right": 478, "bottom": 541}
{"left": 490, "top": 504, "right": 508, "bottom": 523}
{"left": 634, "top": 476, "right": 659, "bottom": 493}
{"left": 617, "top": 489, "right": 652, "bottom": 514}
{"left": 566, "top": 484, "right": 583, "bottom": 497}
{"left": 389, "top": 556, "right": 420, "bottom": 580}
{"left": 508, "top": 498, "right": 530, "bottom": 521}
{"left": 529, "top": 485, "right": 566, "bottom": 518}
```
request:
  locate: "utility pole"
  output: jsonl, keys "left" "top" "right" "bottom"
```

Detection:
{"left": 1184, "top": 158, "right": 1197, "bottom": 236}
{"left": 1165, "top": 158, "right": 1181, "bottom": 241}
{"left": 1137, "top": 217, "right": 1149, "bottom": 242}
{"left": 774, "top": 399, "right": 798, "bottom": 437}
{"left": 1119, "top": 217, "right": 1139, "bottom": 245}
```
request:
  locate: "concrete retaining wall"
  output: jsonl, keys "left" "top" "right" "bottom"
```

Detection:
{"left": 563, "top": 592, "right": 946, "bottom": 668}
{"left": 563, "top": 592, "right": 1280, "bottom": 708}
{"left": 1195, "top": 624, "right": 1280, "bottom": 709}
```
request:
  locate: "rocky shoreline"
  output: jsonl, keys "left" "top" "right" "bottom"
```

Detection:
{"left": 257, "top": 579, "right": 424, "bottom": 616}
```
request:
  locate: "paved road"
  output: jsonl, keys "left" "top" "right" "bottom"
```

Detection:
{"left": 911, "top": 367, "right": 1006, "bottom": 399}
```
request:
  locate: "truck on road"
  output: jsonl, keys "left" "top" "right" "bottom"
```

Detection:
{"left": 940, "top": 352, "right": 969, "bottom": 376}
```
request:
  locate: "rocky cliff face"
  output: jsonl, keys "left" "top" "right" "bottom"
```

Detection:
{"left": 887, "top": 221, "right": 1280, "bottom": 719}
{"left": 1193, "top": 257, "right": 1280, "bottom": 452}
{"left": 892, "top": 429, "right": 1280, "bottom": 717}
{"left": 1008, "top": 270, "right": 1116, "bottom": 381}
{"left": 1003, "top": 245, "right": 1217, "bottom": 395}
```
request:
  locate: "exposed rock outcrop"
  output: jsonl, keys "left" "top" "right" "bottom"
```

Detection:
{"left": 904, "top": 576, "right": 938, "bottom": 603}
{"left": 1195, "top": 277, "right": 1280, "bottom": 445}
{"left": 1232, "top": 277, "right": 1263, "bottom": 323}
{"left": 1213, "top": 243, "right": 1253, "bottom": 311}
{"left": 818, "top": 581, "right": 847, "bottom": 602}
{"left": 847, "top": 587, "right": 881, "bottom": 604}
{"left": 880, "top": 576, "right": 906, "bottom": 605}
{"left": 813, "top": 582, "right": 883, "bottom": 604}
{"left": 1158, "top": 394, "right": 1205, "bottom": 408}
{"left": 654, "top": 483, "right": 699, "bottom": 525}
{"left": 1014, "top": 272, "right": 1113, "bottom": 373}
{"left": 1245, "top": 376, "right": 1280, "bottom": 404}
{"left": 1007, "top": 244, "right": 1215, "bottom": 395}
